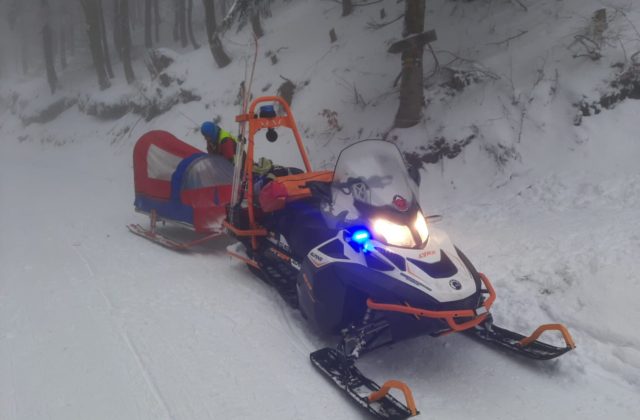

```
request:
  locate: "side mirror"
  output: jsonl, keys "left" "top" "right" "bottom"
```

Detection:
{"left": 408, "top": 166, "right": 421, "bottom": 185}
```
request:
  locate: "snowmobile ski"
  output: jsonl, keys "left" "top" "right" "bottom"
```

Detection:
{"left": 466, "top": 318, "right": 576, "bottom": 360}
{"left": 310, "top": 348, "right": 418, "bottom": 419}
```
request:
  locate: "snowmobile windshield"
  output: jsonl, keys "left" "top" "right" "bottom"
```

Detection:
{"left": 327, "top": 140, "right": 425, "bottom": 247}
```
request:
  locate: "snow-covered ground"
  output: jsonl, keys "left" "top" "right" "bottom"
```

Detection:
{"left": 2, "top": 0, "right": 640, "bottom": 419}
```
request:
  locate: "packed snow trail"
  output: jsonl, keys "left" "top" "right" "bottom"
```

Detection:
{"left": 2, "top": 135, "right": 640, "bottom": 420}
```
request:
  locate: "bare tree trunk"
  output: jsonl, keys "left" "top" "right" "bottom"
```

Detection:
{"left": 43, "top": 21, "right": 59, "bottom": 94}
{"left": 342, "top": 0, "right": 353, "bottom": 17}
{"left": 98, "top": 0, "right": 114, "bottom": 78}
{"left": 154, "top": 0, "right": 160, "bottom": 42}
{"left": 250, "top": 12, "right": 263, "bottom": 38}
{"left": 60, "top": 26, "right": 67, "bottom": 69}
{"left": 113, "top": 0, "right": 122, "bottom": 59}
{"left": 202, "top": 0, "right": 231, "bottom": 67}
{"left": 80, "top": 0, "right": 111, "bottom": 90}
{"left": 117, "top": 0, "right": 136, "bottom": 83}
{"left": 21, "top": 26, "right": 29, "bottom": 75}
{"left": 145, "top": 0, "right": 153, "bottom": 48}
{"left": 173, "top": 0, "right": 180, "bottom": 42}
{"left": 187, "top": 0, "right": 200, "bottom": 49}
{"left": 68, "top": 24, "right": 75, "bottom": 56}
{"left": 394, "top": 0, "right": 425, "bottom": 128}
{"left": 178, "top": 0, "right": 188, "bottom": 47}
{"left": 135, "top": 0, "right": 143, "bottom": 25}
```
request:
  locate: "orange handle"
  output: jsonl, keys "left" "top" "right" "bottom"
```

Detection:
{"left": 518, "top": 324, "right": 576, "bottom": 349}
{"left": 368, "top": 380, "right": 418, "bottom": 417}
{"left": 233, "top": 96, "right": 313, "bottom": 250}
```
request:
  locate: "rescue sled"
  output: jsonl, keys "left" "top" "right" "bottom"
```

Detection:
{"left": 128, "top": 130, "right": 233, "bottom": 250}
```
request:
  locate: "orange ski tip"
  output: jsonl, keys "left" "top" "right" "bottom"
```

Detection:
{"left": 368, "top": 380, "right": 418, "bottom": 417}
{"left": 518, "top": 324, "right": 576, "bottom": 349}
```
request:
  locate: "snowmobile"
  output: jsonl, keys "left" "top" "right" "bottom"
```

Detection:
{"left": 129, "top": 96, "right": 576, "bottom": 419}
{"left": 221, "top": 97, "right": 576, "bottom": 419}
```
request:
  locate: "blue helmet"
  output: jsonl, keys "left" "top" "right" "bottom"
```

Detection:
{"left": 200, "top": 121, "right": 220, "bottom": 142}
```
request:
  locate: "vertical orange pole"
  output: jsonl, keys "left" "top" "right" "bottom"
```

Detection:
{"left": 241, "top": 96, "right": 315, "bottom": 249}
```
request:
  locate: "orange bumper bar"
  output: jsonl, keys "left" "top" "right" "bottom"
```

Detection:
{"left": 368, "top": 380, "right": 418, "bottom": 417}
{"left": 367, "top": 273, "right": 496, "bottom": 332}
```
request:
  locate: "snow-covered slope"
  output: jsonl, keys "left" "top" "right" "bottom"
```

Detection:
{"left": 2, "top": 0, "right": 640, "bottom": 419}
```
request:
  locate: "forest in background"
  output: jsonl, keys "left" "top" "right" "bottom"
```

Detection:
{"left": 0, "top": 0, "right": 437, "bottom": 129}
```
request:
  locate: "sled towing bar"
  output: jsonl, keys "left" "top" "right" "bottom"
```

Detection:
{"left": 367, "top": 273, "right": 576, "bottom": 360}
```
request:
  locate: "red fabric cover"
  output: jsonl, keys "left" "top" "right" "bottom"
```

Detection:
{"left": 133, "top": 130, "right": 202, "bottom": 199}
{"left": 258, "top": 180, "right": 289, "bottom": 213}
{"left": 218, "top": 138, "right": 236, "bottom": 160}
{"left": 180, "top": 185, "right": 232, "bottom": 232}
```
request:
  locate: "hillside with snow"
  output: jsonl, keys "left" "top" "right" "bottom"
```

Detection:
{"left": 2, "top": 0, "right": 640, "bottom": 419}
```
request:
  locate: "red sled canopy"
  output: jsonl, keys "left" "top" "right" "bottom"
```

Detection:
{"left": 132, "top": 130, "right": 233, "bottom": 234}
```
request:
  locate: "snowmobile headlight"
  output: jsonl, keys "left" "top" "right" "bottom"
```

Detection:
{"left": 414, "top": 212, "right": 429, "bottom": 244}
{"left": 372, "top": 218, "right": 415, "bottom": 248}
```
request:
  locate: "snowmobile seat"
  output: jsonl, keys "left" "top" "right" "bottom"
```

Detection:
{"left": 258, "top": 170, "right": 333, "bottom": 213}
{"left": 261, "top": 196, "right": 338, "bottom": 260}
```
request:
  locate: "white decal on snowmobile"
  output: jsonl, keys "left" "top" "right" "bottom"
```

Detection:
{"left": 418, "top": 250, "right": 436, "bottom": 259}
{"left": 309, "top": 251, "right": 328, "bottom": 268}
{"left": 401, "top": 272, "right": 432, "bottom": 292}
{"left": 352, "top": 182, "right": 370, "bottom": 204}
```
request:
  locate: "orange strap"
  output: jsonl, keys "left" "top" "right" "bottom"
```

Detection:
{"left": 518, "top": 324, "right": 576, "bottom": 349}
{"left": 368, "top": 380, "right": 417, "bottom": 417}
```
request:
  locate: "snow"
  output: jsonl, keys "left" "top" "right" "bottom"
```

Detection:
{"left": 2, "top": 0, "right": 640, "bottom": 419}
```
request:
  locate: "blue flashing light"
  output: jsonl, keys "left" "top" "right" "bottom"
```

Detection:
{"left": 259, "top": 105, "right": 277, "bottom": 119}
{"left": 351, "top": 229, "right": 371, "bottom": 244}
{"left": 363, "top": 242, "right": 375, "bottom": 253}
